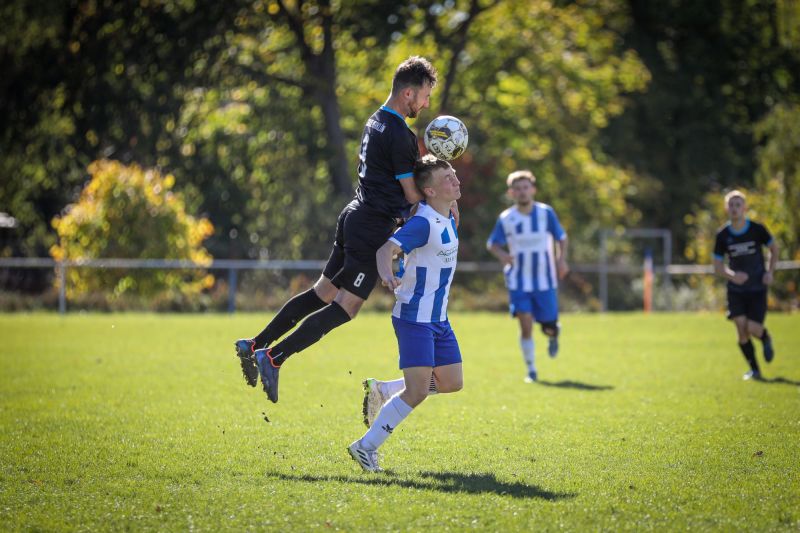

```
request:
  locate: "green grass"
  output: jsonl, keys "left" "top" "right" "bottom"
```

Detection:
{"left": 1, "top": 312, "right": 798, "bottom": 531}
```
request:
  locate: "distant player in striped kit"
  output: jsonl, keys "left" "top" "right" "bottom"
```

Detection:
{"left": 487, "top": 170, "right": 569, "bottom": 382}
{"left": 348, "top": 155, "right": 463, "bottom": 472}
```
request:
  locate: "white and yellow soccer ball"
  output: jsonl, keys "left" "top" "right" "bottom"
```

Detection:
{"left": 423, "top": 115, "right": 468, "bottom": 161}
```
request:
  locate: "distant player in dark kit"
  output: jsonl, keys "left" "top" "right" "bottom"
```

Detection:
{"left": 713, "top": 190, "right": 778, "bottom": 381}
{"left": 233, "top": 56, "right": 444, "bottom": 403}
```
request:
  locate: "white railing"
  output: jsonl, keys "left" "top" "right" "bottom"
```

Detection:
{"left": 1, "top": 257, "right": 798, "bottom": 314}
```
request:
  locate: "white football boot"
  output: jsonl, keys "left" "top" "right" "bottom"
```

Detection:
{"left": 348, "top": 440, "right": 383, "bottom": 472}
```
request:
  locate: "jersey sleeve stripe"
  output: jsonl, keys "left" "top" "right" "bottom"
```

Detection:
{"left": 389, "top": 237, "right": 405, "bottom": 251}
{"left": 395, "top": 172, "right": 413, "bottom": 180}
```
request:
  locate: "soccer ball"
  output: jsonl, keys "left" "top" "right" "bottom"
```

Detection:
{"left": 424, "top": 115, "right": 468, "bottom": 161}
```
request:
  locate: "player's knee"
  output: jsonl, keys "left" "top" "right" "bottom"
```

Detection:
{"left": 541, "top": 321, "right": 559, "bottom": 337}
{"left": 439, "top": 378, "right": 463, "bottom": 393}
{"left": 313, "top": 277, "right": 337, "bottom": 303}
{"left": 333, "top": 291, "right": 364, "bottom": 318}
{"left": 746, "top": 321, "right": 763, "bottom": 334}
{"left": 401, "top": 389, "right": 428, "bottom": 408}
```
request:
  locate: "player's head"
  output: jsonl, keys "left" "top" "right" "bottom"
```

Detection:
{"left": 414, "top": 155, "right": 460, "bottom": 202}
{"left": 506, "top": 170, "right": 536, "bottom": 207}
{"left": 391, "top": 56, "right": 438, "bottom": 119}
{"left": 724, "top": 189, "right": 747, "bottom": 221}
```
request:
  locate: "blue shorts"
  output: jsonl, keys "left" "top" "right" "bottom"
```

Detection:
{"left": 509, "top": 289, "right": 559, "bottom": 322}
{"left": 392, "top": 316, "right": 462, "bottom": 369}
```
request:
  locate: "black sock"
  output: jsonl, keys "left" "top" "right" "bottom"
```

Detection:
{"left": 759, "top": 328, "right": 770, "bottom": 342}
{"left": 252, "top": 289, "right": 327, "bottom": 348}
{"left": 738, "top": 340, "right": 760, "bottom": 372}
{"left": 270, "top": 302, "right": 351, "bottom": 365}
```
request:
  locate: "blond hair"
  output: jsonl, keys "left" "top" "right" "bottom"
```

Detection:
{"left": 506, "top": 170, "right": 536, "bottom": 188}
{"left": 724, "top": 189, "right": 746, "bottom": 205}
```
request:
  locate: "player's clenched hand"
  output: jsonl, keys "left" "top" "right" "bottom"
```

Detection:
{"left": 732, "top": 271, "right": 748, "bottom": 285}
{"left": 762, "top": 272, "right": 774, "bottom": 285}
{"left": 382, "top": 276, "right": 402, "bottom": 290}
{"left": 557, "top": 259, "right": 570, "bottom": 280}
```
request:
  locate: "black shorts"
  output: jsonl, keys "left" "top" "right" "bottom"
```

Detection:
{"left": 726, "top": 289, "right": 767, "bottom": 323}
{"left": 322, "top": 200, "right": 397, "bottom": 300}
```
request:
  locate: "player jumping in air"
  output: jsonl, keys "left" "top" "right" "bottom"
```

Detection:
{"left": 233, "top": 57, "right": 449, "bottom": 403}
{"left": 713, "top": 190, "right": 778, "bottom": 381}
{"left": 349, "top": 155, "right": 463, "bottom": 472}
{"left": 486, "top": 170, "right": 568, "bottom": 382}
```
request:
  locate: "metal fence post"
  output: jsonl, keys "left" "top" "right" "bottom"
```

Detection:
{"left": 58, "top": 261, "right": 66, "bottom": 314}
{"left": 599, "top": 230, "right": 608, "bottom": 312}
{"left": 663, "top": 230, "right": 672, "bottom": 311}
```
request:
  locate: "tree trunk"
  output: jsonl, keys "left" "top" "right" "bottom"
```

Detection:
{"left": 316, "top": 82, "right": 353, "bottom": 198}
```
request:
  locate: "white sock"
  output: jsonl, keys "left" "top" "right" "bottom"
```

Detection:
{"left": 379, "top": 376, "right": 437, "bottom": 396}
{"left": 520, "top": 337, "right": 535, "bottom": 372}
{"left": 360, "top": 394, "right": 413, "bottom": 451}
{"left": 378, "top": 378, "right": 405, "bottom": 397}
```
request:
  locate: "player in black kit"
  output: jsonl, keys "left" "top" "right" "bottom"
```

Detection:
{"left": 713, "top": 190, "right": 778, "bottom": 381}
{"left": 233, "top": 56, "right": 441, "bottom": 402}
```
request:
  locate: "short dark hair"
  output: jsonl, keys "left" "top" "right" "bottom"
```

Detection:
{"left": 414, "top": 154, "right": 451, "bottom": 195}
{"left": 392, "top": 56, "right": 438, "bottom": 94}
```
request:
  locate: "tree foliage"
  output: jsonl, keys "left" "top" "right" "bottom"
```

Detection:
{"left": 2, "top": 0, "right": 798, "bottom": 284}
{"left": 754, "top": 102, "right": 800, "bottom": 260}
{"left": 601, "top": 0, "right": 800, "bottom": 251}
{"left": 51, "top": 160, "right": 214, "bottom": 298}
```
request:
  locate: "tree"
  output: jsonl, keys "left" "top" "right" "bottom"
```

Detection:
{"left": 600, "top": 0, "right": 800, "bottom": 253}
{"left": 0, "top": 0, "right": 242, "bottom": 257}
{"left": 51, "top": 160, "right": 214, "bottom": 300}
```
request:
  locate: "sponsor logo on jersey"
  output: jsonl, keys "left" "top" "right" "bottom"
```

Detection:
{"left": 729, "top": 241, "right": 756, "bottom": 257}
{"left": 437, "top": 245, "right": 458, "bottom": 263}
{"left": 366, "top": 119, "right": 386, "bottom": 132}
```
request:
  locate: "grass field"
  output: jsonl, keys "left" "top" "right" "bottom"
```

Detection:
{"left": 1, "top": 312, "right": 798, "bottom": 531}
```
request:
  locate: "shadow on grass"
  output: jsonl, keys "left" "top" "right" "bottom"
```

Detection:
{"left": 268, "top": 470, "right": 575, "bottom": 500}
{"left": 759, "top": 376, "right": 800, "bottom": 386}
{"left": 535, "top": 380, "right": 614, "bottom": 391}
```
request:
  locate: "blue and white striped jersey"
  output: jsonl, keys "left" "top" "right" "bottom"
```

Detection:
{"left": 389, "top": 202, "right": 458, "bottom": 323}
{"left": 487, "top": 202, "right": 566, "bottom": 292}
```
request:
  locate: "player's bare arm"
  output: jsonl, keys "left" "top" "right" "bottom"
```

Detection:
{"left": 376, "top": 240, "right": 403, "bottom": 290}
{"left": 399, "top": 177, "right": 424, "bottom": 205}
{"left": 487, "top": 243, "right": 514, "bottom": 267}
{"left": 764, "top": 240, "right": 778, "bottom": 285}
{"left": 557, "top": 237, "right": 570, "bottom": 280}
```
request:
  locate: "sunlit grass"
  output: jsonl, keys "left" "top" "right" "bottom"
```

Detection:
{"left": 1, "top": 312, "right": 798, "bottom": 530}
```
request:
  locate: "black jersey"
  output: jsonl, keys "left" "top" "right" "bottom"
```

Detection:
{"left": 713, "top": 219, "right": 773, "bottom": 292}
{"left": 354, "top": 106, "right": 419, "bottom": 218}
